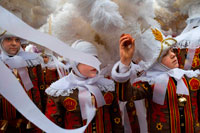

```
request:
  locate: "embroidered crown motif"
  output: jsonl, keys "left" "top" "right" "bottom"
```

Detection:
{"left": 151, "top": 28, "right": 163, "bottom": 42}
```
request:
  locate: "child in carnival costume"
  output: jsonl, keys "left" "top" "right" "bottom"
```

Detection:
{"left": 39, "top": 0, "right": 160, "bottom": 132}
{"left": 40, "top": 50, "right": 67, "bottom": 113}
{"left": 174, "top": 0, "right": 200, "bottom": 70}
{"left": 45, "top": 40, "right": 124, "bottom": 132}
{"left": 174, "top": 2, "right": 200, "bottom": 121}
{"left": 112, "top": 27, "right": 200, "bottom": 132}
{"left": 0, "top": 28, "right": 44, "bottom": 132}
{"left": 41, "top": 51, "right": 67, "bottom": 88}
{"left": 112, "top": 33, "right": 144, "bottom": 133}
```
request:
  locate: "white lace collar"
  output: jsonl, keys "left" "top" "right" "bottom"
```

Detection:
{"left": 134, "top": 63, "right": 200, "bottom": 105}
{"left": 46, "top": 71, "right": 115, "bottom": 120}
{"left": 46, "top": 71, "right": 115, "bottom": 97}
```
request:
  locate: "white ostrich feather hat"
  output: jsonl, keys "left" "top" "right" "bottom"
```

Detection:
{"left": 0, "top": 28, "right": 17, "bottom": 40}
{"left": 0, "top": 27, "right": 23, "bottom": 47}
{"left": 135, "top": 27, "right": 177, "bottom": 70}
{"left": 71, "top": 40, "right": 98, "bottom": 57}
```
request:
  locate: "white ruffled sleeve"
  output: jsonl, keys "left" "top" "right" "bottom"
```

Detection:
{"left": 111, "top": 61, "right": 140, "bottom": 83}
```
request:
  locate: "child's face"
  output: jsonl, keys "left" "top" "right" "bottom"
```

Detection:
{"left": 77, "top": 63, "right": 97, "bottom": 78}
{"left": 43, "top": 56, "right": 49, "bottom": 64}
{"left": 161, "top": 48, "right": 179, "bottom": 69}
{"left": 2, "top": 37, "right": 21, "bottom": 55}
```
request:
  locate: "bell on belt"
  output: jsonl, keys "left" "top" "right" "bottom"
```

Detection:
{"left": 178, "top": 96, "right": 187, "bottom": 107}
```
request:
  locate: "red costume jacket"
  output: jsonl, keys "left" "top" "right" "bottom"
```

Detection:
{"left": 45, "top": 89, "right": 124, "bottom": 133}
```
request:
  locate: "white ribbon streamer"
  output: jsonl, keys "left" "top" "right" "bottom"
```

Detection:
{"left": 52, "top": 55, "right": 66, "bottom": 78}
{"left": 0, "top": 6, "right": 100, "bottom": 132}
{"left": 153, "top": 68, "right": 190, "bottom": 105}
{"left": 112, "top": 61, "right": 148, "bottom": 133}
{"left": 87, "top": 85, "right": 106, "bottom": 108}
{"left": 0, "top": 6, "right": 100, "bottom": 72}
{"left": 153, "top": 73, "right": 169, "bottom": 105}
{"left": 17, "top": 67, "right": 33, "bottom": 91}
{"left": 119, "top": 101, "right": 133, "bottom": 133}
{"left": 134, "top": 100, "right": 148, "bottom": 133}
{"left": 184, "top": 48, "right": 196, "bottom": 70}
{"left": 176, "top": 79, "right": 189, "bottom": 95}
{"left": 0, "top": 60, "right": 95, "bottom": 133}
{"left": 3, "top": 55, "right": 33, "bottom": 91}
{"left": 78, "top": 87, "right": 93, "bottom": 120}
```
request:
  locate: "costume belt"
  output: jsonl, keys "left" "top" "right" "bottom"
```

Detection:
{"left": 178, "top": 95, "right": 187, "bottom": 133}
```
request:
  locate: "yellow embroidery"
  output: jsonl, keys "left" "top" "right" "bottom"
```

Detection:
{"left": 142, "top": 84, "right": 148, "bottom": 91}
{"left": 189, "top": 78, "right": 200, "bottom": 91}
{"left": 40, "top": 85, "right": 45, "bottom": 90}
{"left": 129, "top": 102, "right": 134, "bottom": 107}
{"left": 104, "top": 92, "right": 114, "bottom": 105}
{"left": 196, "top": 122, "right": 200, "bottom": 127}
{"left": 132, "top": 111, "right": 136, "bottom": 116}
{"left": 156, "top": 123, "right": 163, "bottom": 131}
{"left": 192, "top": 51, "right": 200, "bottom": 68}
{"left": 63, "top": 97, "right": 77, "bottom": 111}
{"left": 114, "top": 117, "right": 121, "bottom": 124}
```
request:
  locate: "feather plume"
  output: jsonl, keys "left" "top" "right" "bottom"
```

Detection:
{"left": 70, "top": 0, "right": 124, "bottom": 34}
{"left": 89, "top": 0, "right": 124, "bottom": 33}
{"left": 175, "top": 0, "right": 200, "bottom": 16}
{"left": 39, "top": 0, "right": 160, "bottom": 73}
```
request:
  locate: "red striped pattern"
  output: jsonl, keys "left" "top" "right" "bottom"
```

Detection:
{"left": 182, "top": 78, "right": 194, "bottom": 132}
{"left": 168, "top": 78, "right": 181, "bottom": 133}
{"left": 2, "top": 98, "right": 16, "bottom": 120}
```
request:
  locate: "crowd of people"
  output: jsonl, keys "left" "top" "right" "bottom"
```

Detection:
{"left": 0, "top": 30, "right": 70, "bottom": 132}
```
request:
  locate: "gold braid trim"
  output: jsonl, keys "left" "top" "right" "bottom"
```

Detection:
{"left": 157, "top": 42, "right": 164, "bottom": 61}
{"left": 0, "top": 30, "right": 7, "bottom": 37}
{"left": 157, "top": 38, "right": 177, "bottom": 61}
